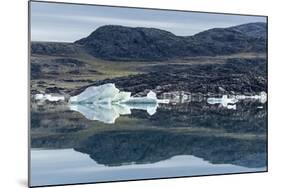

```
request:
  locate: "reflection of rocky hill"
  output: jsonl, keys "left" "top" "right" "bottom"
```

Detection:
{"left": 31, "top": 126, "right": 266, "bottom": 168}
{"left": 133, "top": 101, "right": 267, "bottom": 134}
{"left": 31, "top": 104, "right": 90, "bottom": 131}
{"left": 31, "top": 101, "right": 267, "bottom": 168}
{"left": 31, "top": 100, "right": 267, "bottom": 142}
{"left": 75, "top": 129, "right": 266, "bottom": 168}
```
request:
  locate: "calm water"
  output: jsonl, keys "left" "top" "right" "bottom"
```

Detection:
{"left": 30, "top": 98, "right": 267, "bottom": 187}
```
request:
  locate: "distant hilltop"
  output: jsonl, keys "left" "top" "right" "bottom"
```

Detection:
{"left": 31, "top": 22, "right": 267, "bottom": 61}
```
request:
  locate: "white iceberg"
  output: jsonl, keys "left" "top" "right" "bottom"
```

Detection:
{"left": 69, "top": 83, "right": 120, "bottom": 104}
{"left": 68, "top": 83, "right": 169, "bottom": 123}
{"left": 123, "top": 91, "right": 169, "bottom": 104}
{"left": 69, "top": 83, "right": 169, "bottom": 105}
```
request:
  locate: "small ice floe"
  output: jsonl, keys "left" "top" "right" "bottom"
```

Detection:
{"left": 235, "top": 91, "right": 267, "bottom": 103}
{"left": 34, "top": 94, "right": 65, "bottom": 102}
{"left": 207, "top": 95, "right": 238, "bottom": 109}
{"left": 124, "top": 91, "right": 169, "bottom": 104}
{"left": 68, "top": 83, "right": 169, "bottom": 123}
{"left": 161, "top": 91, "right": 191, "bottom": 104}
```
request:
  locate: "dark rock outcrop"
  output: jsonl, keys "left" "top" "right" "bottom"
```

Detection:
{"left": 72, "top": 58, "right": 267, "bottom": 96}
{"left": 30, "top": 57, "right": 88, "bottom": 80}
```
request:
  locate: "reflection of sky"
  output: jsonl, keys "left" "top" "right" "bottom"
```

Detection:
{"left": 30, "top": 1, "right": 266, "bottom": 42}
{"left": 31, "top": 149, "right": 265, "bottom": 186}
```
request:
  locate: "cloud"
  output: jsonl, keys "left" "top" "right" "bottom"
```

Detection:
{"left": 31, "top": 6, "right": 266, "bottom": 42}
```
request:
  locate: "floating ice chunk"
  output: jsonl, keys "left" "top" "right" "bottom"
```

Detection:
{"left": 162, "top": 91, "right": 191, "bottom": 104}
{"left": 34, "top": 94, "right": 44, "bottom": 100}
{"left": 235, "top": 91, "right": 267, "bottom": 103}
{"left": 147, "top": 90, "right": 169, "bottom": 104}
{"left": 207, "top": 95, "right": 238, "bottom": 107}
{"left": 259, "top": 91, "right": 267, "bottom": 103}
{"left": 45, "top": 95, "right": 65, "bottom": 102}
{"left": 147, "top": 90, "right": 157, "bottom": 99}
{"left": 34, "top": 94, "right": 65, "bottom": 102}
{"left": 123, "top": 91, "right": 169, "bottom": 104}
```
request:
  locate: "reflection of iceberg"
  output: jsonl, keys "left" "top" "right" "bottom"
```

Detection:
{"left": 69, "top": 102, "right": 158, "bottom": 124}
{"left": 68, "top": 84, "right": 167, "bottom": 123}
{"left": 207, "top": 95, "right": 238, "bottom": 108}
{"left": 121, "top": 102, "right": 158, "bottom": 116}
{"left": 226, "top": 104, "right": 237, "bottom": 110}
{"left": 69, "top": 103, "right": 123, "bottom": 124}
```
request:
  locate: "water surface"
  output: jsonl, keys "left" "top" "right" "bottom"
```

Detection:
{"left": 30, "top": 98, "right": 267, "bottom": 186}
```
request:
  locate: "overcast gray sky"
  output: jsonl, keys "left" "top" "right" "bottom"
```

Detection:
{"left": 30, "top": 1, "right": 266, "bottom": 42}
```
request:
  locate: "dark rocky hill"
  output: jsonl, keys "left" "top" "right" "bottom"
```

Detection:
{"left": 229, "top": 22, "right": 266, "bottom": 39}
{"left": 191, "top": 22, "right": 266, "bottom": 55}
{"left": 31, "top": 22, "right": 267, "bottom": 61}
{"left": 75, "top": 25, "right": 189, "bottom": 60}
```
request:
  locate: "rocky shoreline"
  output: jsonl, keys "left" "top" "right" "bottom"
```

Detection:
{"left": 70, "top": 57, "right": 267, "bottom": 98}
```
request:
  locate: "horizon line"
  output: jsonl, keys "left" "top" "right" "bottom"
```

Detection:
{"left": 30, "top": 21, "right": 266, "bottom": 43}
